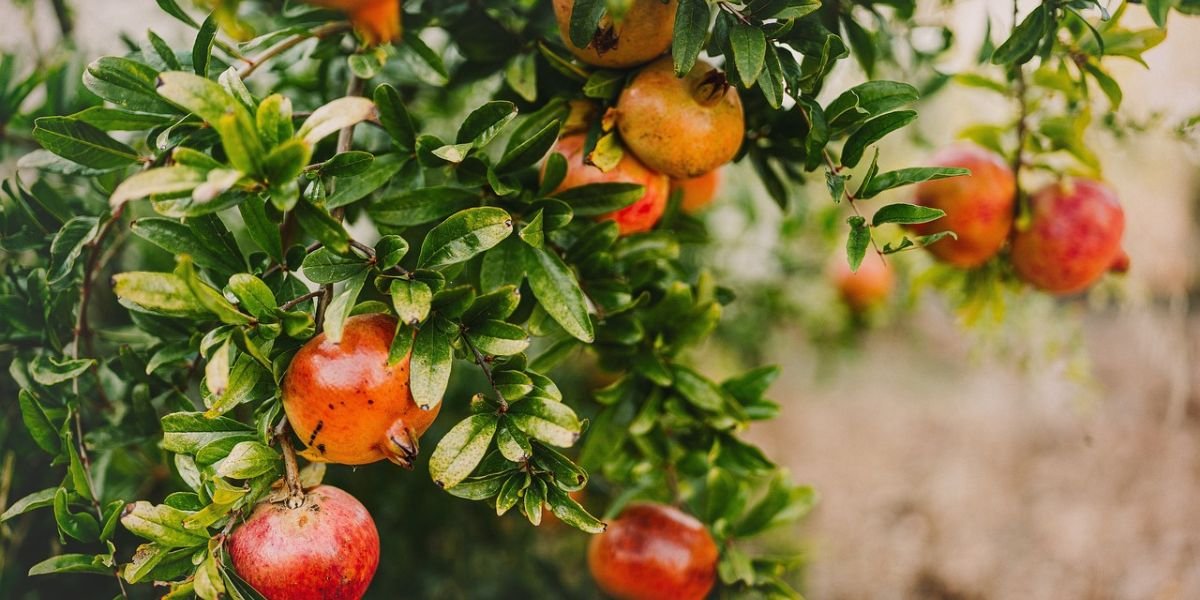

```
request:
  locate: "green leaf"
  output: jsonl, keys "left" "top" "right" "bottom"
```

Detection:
{"left": 112, "top": 271, "right": 209, "bottom": 318}
{"left": 227, "top": 274, "right": 276, "bottom": 319}
{"left": 121, "top": 501, "right": 209, "bottom": 548}
{"left": 457, "top": 101, "right": 518, "bottom": 148}
{"left": 324, "top": 271, "right": 368, "bottom": 344}
{"left": 72, "top": 106, "right": 172, "bottom": 131}
{"left": 53, "top": 488, "right": 99, "bottom": 542}
{"left": 160, "top": 411, "right": 255, "bottom": 454}
{"left": 215, "top": 441, "right": 279, "bottom": 479}
{"left": 857, "top": 167, "right": 970, "bottom": 199}
{"left": 410, "top": 317, "right": 455, "bottom": 410}
{"left": 507, "top": 397, "right": 581, "bottom": 447}
{"left": 496, "top": 419, "right": 533, "bottom": 462}
{"left": 28, "top": 554, "right": 112, "bottom": 576}
{"left": 29, "top": 354, "right": 95, "bottom": 387}
{"left": 323, "top": 151, "right": 374, "bottom": 177}
{"left": 505, "top": 52, "right": 538, "bottom": 103}
{"left": 466, "top": 320, "right": 530, "bottom": 356}
{"left": 871, "top": 203, "right": 945, "bottom": 226}
{"left": 418, "top": 207, "right": 514, "bottom": 269}
{"left": 798, "top": 98, "right": 828, "bottom": 172}
{"left": 326, "top": 154, "right": 406, "bottom": 209}
{"left": 671, "top": 365, "right": 727, "bottom": 412}
{"left": 373, "top": 84, "right": 416, "bottom": 150}
{"left": 156, "top": 71, "right": 239, "bottom": 124}
{"left": 568, "top": 0, "right": 606, "bottom": 48}
{"left": 840, "top": 110, "right": 917, "bottom": 168}
{"left": 390, "top": 278, "right": 432, "bottom": 326}
{"left": 525, "top": 246, "right": 594, "bottom": 342}
{"left": 583, "top": 69, "right": 624, "bottom": 100}
{"left": 131, "top": 217, "right": 244, "bottom": 275}
{"left": 545, "top": 485, "right": 605, "bottom": 533}
{"left": 496, "top": 119, "right": 560, "bottom": 173}
{"left": 255, "top": 94, "right": 294, "bottom": 148}
{"left": 825, "top": 81, "right": 919, "bottom": 132}
{"left": 758, "top": 45, "right": 786, "bottom": 109}
{"left": 109, "top": 166, "right": 209, "bottom": 210}
{"left": 294, "top": 198, "right": 350, "bottom": 255}
{"left": 729, "top": 24, "right": 767, "bottom": 87}
{"left": 520, "top": 209, "right": 545, "bottom": 249}
{"left": 175, "top": 256, "right": 252, "bottom": 324}
{"left": 82, "top": 56, "right": 176, "bottom": 114}
{"left": 1, "top": 488, "right": 57, "bottom": 522}
{"left": 18, "top": 390, "right": 60, "bottom": 455}
{"left": 399, "top": 30, "right": 449, "bottom": 86}
{"left": 430, "top": 414, "right": 499, "bottom": 489}
{"left": 205, "top": 355, "right": 264, "bottom": 416}
{"left": 550, "top": 182, "right": 642, "bottom": 216}
{"left": 296, "top": 97, "right": 377, "bottom": 146}
{"left": 192, "top": 14, "right": 217, "bottom": 76}
{"left": 301, "top": 247, "right": 369, "bottom": 284}
{"left": 262, "top": 138, "right": 312, "bottom": 188}
{"left": 673, "top": 0, "right": 712, "bottom": 77}
{"left": 845, "top": 216, "right": 871, "bottom": 272}
{"left": 842, "top": 15, "right": 876, "bottom": 76}
{"left": 369, "top": 186, "right": 479, "bottom": 227}
{"left": 47, "top": 216, "right": 99, "bottom": 286}
{"left": 33, "top": 117, "right": 139, "bottom": 170}
{"left": 992, "top": 5, "right": 1047, "bottom": 65}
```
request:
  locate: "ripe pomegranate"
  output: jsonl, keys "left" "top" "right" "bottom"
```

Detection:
{"left": 229, "top": 485, "right": 379, "bottom": 600}
{"left": 1109, "top": 248, "right": 1131, "bottom": 274}
{"left": 1010, "top": 178, "right": 1125, "bottom": 294}
{"left": 616, "top": 57, "right": 744, "bottom": 179}
{"left": 670, "top": 169, "right": 722, "bottom": 213}
{"left": 552, "top": 0, "right": 677, "bottom": 68}
{"left": 544, "top": 133, "right": 669, "bottom": 235}
{"left": 587, "top": 502, "right": 718, "bottom": 600}
{"left": 281, "top": 313, "right": 440, "bottom": 467}
{"left": 306, "top": 0, "right": 401, "bottom": 45}
{"left": 908, "top": 145, "right": 1016, "bottom": 268}
{"left": 831, "top": 251, "right": 894, "bottom": 312}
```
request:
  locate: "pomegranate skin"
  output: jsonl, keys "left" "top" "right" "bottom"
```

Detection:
{"left": 616, "top": 57, "right": 744, "bottom": 179}
{"left": 670, "top": 170, "right": 721, "bottom": 214}
{"left": 1010, "top": 179, "right": 1125, "bottom": 294}
{"left": 282, "top": 313, "right": 440, "bottom": 466}
{"left": 545, "top": 133, "right": 669, "bottom": 235}
{"left": 831, "top": 251, "right": 894, "bottom": 312}
{"left": 587, "top": 502, "right": 718, "bottom": 600}
{"left": 552, "top": 0, "right": 677, "bottom": 68}
{"left": 229, "top": 485, "right": 380, "bottom": 600}
{"left": 908, "top": 145, "right": 1016, "bottom": 268}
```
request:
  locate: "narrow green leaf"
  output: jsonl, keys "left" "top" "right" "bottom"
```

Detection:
{"left": 524, "top": 246, "right": 594, "bottom": 342}
{"left": 430, "top": 414, "right": 499, "bottom": 489}
{"left": 840, "top": 110, "right": 917, "bottom": 168}
{"left": 729, "top": 24, "right": 767, "bottom": 87}
{"left": 410, "top": 317, "right": 455, "bottom": 409}
{"left": 673, "top": 0, "right": 712, "bottom": 77}
{"left": 871, "top": 203, "right": 946, "bottom": 226}
{"left": 33, "top": 117, "right": 139, "bottom": 170}
{"left": 418, "top": 207, "right": 514, "bottom": 269}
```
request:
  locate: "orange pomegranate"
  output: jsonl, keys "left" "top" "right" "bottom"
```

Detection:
{"left": 306, "top": 0, "right": 401, "bottom": 45}
{"left": 544, "top": 133, "right": 669, "bottom": 235}
{"left": 552, "top": 0, "right": 677, "bottom": 68}
{"left": 1010, "top": 178, "right": 1125, "bottom": 294}
{"left": 670, "top": 170, "right": 722, "bottom": 213}
{"left": 281, "top": 313, "right": 439, "bottom": 467}
{"left": 831, "top": 251, "right": 894, "bottom": 312}
{"left": 908, "top": 145, "right": 1016, "bottom": 268}
{"left": 616, "top": 57, "right": 744, "bottom": 179}
{"left": 587, "top": 502, "right": 718, "bottom": 600}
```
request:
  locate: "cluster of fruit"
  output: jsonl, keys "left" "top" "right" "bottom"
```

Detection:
{"left": 835, "top": 144, "right": 1127, "bottom": 311}
{"left": 547, "top": 0, "right": 741, "bottom": 236}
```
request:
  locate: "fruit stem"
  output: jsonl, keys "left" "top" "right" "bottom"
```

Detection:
{"left": 275, "top": 424, "right": 306, "bottom": 509}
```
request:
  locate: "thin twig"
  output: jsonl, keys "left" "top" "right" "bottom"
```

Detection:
{"left": 279, "top": 290, "right": 324, "bottom": 311}
{"left": 1010, "top": 0, "right": 1029, "bottom": 215}
{"left": 237, "top": 22, "right": 353, "bottom": 79}
{"left": 461, "top": 331, "right": 507, "bottom": 410}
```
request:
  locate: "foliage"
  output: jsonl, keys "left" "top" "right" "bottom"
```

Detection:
{"left": 0, "top": 0, "right": 1191, "bottom": 599}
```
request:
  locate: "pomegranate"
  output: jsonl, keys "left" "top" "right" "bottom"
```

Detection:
{"left": 306, "top": 0, "right": 401, "bottom": 45}
{"left": 544, "top": 133, "right": 669, "bottom": 235}
{"left": 281, "top": 313, "right": 440, "bottom": 467}
{"left": 616, "top": 57, "right": 744, "bottom": 179}
{"left": 908, "top": 145, "right": 1016, "bottom": 268}
{"left": 831, "top": 251, "right": 894, "bottom": 312}
{"left": 229, "top": 485, "right": 379, "bottom": 600}
{"left": 552, "top": 0, "right": 677, "bottom": 68}
{"left": 587, "top": 502, "right": 718, "bottom": 600}
{"left": 1010, "top": 179, "right": 1125, "bottom": 294}
{"left": 670, "top": 169, "right": 722, "bottom": 213}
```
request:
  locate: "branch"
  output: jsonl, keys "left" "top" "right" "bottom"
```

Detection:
{"left": 237, "top": 22, "right": 353, "bottom": 79}
{"left": 795, "top": 104, "right": 887, "bottom": 263}
{"left": 460, "top": 330, "right": 507, "bottom": 410}
{"left": 279, "top": 290, "right": 324, "bottom": 311}
{"left": 273, "top": 424, "right": 305, "bottom": 509}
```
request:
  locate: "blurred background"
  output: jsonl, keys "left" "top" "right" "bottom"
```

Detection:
{"left": 1, "top": 1, "right": 1198, "bottom": 598}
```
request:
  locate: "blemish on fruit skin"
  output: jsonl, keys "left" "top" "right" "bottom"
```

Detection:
{"left": 317, "top": 443, "right": 327, "bottom": 454}
{"left": 308, "top": 421, "right": 324, "bottom": 446}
